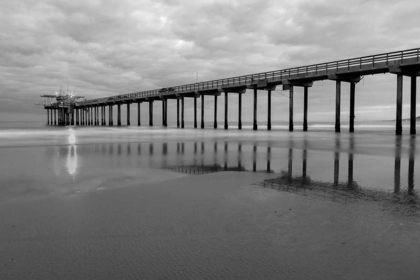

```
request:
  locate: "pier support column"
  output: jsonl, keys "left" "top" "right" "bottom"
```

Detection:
{"left": 289, "top": 86, "right": 294, "bottom": 132}
{"left": 54, "top": 109, "right": 57, "bottom": 125}
{"left": 267, "top": 90, "right": 271, "bottom": 130}
{"left": 164, "top": 99, "right": 168, "bottom": 127}
{"left": 95, "top": 107, "right": 98, "bottom": 125}
{"left": 47, "top": 109, "right": 49, "bottom": 125}
{"left": 71, "top": 110, "right": 74, "bottom": 125}
{"left": 137, "top": 102, "right": 141, "bottom": 126}
{"left": 349, "top": 82, "right": 356, "bottom": 133}
{"left": 194, "top": 97, "right": 197, "bottom": 128}
{"left": 177, "top": 98, "right": 180, "bottom": 128}
{"left": 162, "top": 100, "right": 165, "bottom": 127}
{"left": 224, "top": 92, "right": 228, "bottom": 130}
{"left": 102, "top": 106, "right": 105, "bottom": 126}
{"left": 109, "top": 105, "right": 113, "bottom": 126}
{"left": 238, "top": 93, "right": 242, "bottom": 130}
{"left": 201, "top": 95, "right": 205, "bottom": 129}
{"left": 101, "top": 106, "right": 104, "bottom": 126}
{"left": 253, "top": 88, "right": 258, "bottom": 130}
{"left": 75, "top": 109, "right": 79, "bottom": 125}
{"left": 127, "top": 103, "right": 130, "bottom": 126}
{"left": 410, "top": 76, "right": 417, "bottom": 135}
{"left": 328, "top": 75, "right": 360, "bottom": 133}
{"left": 85, "top": 108, "right": 88, "bottom": 125}
{"left": 51, "top": 110, "right": 54, "bottom": 125}
{"left": 335, "top": 81, "right": 341, "bottom": 133}
{"left": 117, "top": 104, "right": 121, "bottom": 126}
{"left": 395, "top": 74, "right": 403, "bottom": 135}
{"left": 303, "top": 87, "right": 308, "bottom": 132}
{"left": 214, "top": 95, "right": 218, "bottom": 129}
{"left": 181, "top": 97, "right": 185, "bottom": 128}
{"left": 149, "top": 101, "right": 153, "bottom": 126}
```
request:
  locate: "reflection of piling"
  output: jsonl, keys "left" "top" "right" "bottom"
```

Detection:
{"left": 162, "top": 143, "right": 167, "bottom": 155}
{"left": 347, "top": 135, "right": 355, "bottom": 187}
{"left": 288, "top": 148, "right": 293, "bottom": 182}
{"left": 408, "top": 136, "right": 415, "bottom": 195}
{"left": 334, "top": 153, "right": 339, "bottom": 186}
{"left": 334, "top": 137, "right": 340, "bottom": 186}
{"left": 394, "top": 136, "right": 402, "bottom": 193}
{"left": 238, "top": 144, "right": 242, "bottom": 169}
{"left": 149, "top": 143, "right": 153, "bottom": 155}
{"left": 302, "top": 149, "right": 307, "bottom": 179}
{"left": 224, "top": 142, "right": 228, "bottom": 170}
{"left": 253, "top": 145, "right": 257, "bottom": 172}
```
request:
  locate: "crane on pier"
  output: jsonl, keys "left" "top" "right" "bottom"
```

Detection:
{"left": 40, "top": 88, "right": 85, "bottom": 125}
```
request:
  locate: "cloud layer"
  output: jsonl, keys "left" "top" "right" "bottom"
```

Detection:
{"left": 1, "top": 0, "right": 419, "bottom": 122}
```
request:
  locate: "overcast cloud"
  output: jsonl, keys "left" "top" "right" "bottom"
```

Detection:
{"left": 1, "top": 0, "right": 420, "bottom": 123}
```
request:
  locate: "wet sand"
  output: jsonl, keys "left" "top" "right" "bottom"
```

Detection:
{"left": 0, "top": 125, "right": 420, "bottom": 279}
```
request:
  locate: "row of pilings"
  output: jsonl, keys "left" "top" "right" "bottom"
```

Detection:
{"left": 45, "top": 74, "right": 417, "bottom": 134}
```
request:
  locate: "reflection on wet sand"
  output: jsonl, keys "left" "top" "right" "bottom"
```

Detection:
{"left": 52, "top": 132, "right": 418, "bottom": 211}
{"left": 258, "top": 136, "right": 419, "bottom": 213}
{"left": 53, "top": 129, "right": 79, "bottom": 178}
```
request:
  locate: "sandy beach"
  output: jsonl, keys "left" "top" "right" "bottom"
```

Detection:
{"left": 0, "top": 125, "right": 419, "bottom": 279}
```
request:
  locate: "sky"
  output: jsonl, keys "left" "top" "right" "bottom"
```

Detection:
{"left": 1, "top": 0, "right": 420, "bottom": 124}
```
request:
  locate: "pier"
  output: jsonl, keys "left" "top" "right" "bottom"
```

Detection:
{"left": 43, "top": 48, "right": 420, "bottom": 135}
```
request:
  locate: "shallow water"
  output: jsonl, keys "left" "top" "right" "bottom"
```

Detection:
{"left": 0, "top": 123, "right": 419, "bottom": 279}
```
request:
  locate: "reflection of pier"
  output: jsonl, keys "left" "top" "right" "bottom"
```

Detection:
{"left": 86, "top": 137, "right": 416, "bottom": 199}
{"left": 260, "top": 136, "right": 418, "bottom": 206}
{"left": 166, "top": 164, "right": 245, "bottom": 175}
{"left": 165, "top": 142, "right": 271, "bottom": 174}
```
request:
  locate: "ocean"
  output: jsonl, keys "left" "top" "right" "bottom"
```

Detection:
{"left": 0, "top": 121, "right": 419, "bottom": 279}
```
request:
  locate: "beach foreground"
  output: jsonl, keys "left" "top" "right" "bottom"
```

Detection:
{"left": 0, "top": 125, "right": 419, "bottom": 279}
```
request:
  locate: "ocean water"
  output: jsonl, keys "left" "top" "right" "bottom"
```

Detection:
{"left": 0, "top": 121, "right": 419, "bottom": 279}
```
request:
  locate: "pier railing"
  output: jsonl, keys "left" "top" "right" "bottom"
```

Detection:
{"left": 79, "top": 48, "right": 420, "bottom": 106}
